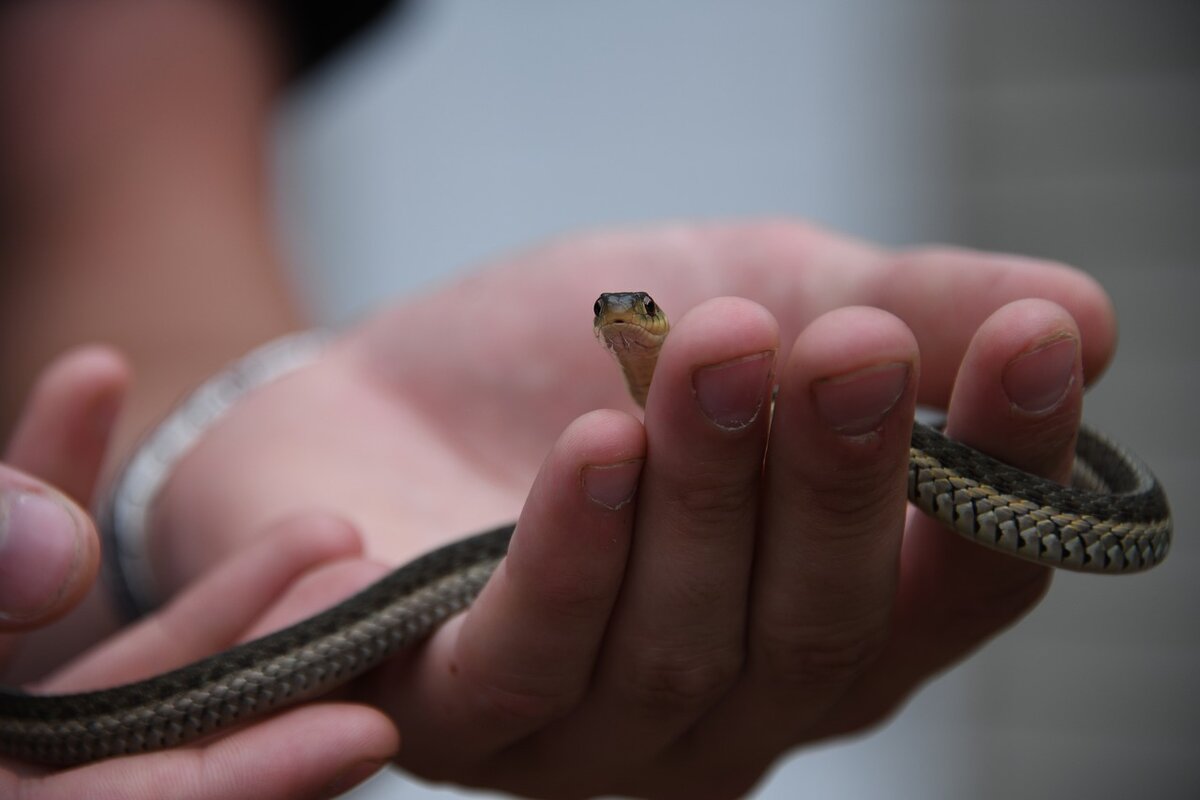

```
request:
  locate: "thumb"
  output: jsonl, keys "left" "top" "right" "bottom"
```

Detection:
{"left": 0, "top": 468, "right": 97, "bottom": 631}
{"left": 0, "top": 344, "right": 126, "bottom": 640}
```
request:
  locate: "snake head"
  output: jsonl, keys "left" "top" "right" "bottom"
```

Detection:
{"left": 593, "top": 292, "right": 667, "bottom": 333}
{"left": 594, "top": 292, "right": 670, "bottom": 408}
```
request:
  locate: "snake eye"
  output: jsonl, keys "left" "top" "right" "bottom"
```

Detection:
{"left": 644, "top": 297, "right": 657, "bottom": 316}
{"left": 593, "top": 298, "right": 603, "bottom": 317}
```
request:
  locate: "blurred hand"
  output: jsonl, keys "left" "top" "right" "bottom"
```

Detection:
{"left": 153, "top": 221, "right": 1113, "bottom": 797}
{"left": 0, "top": 348, "right": 398, "bottom": 799}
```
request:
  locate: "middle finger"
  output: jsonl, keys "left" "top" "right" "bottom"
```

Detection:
{"left": 540, "top": 297, "right": 777, "bottom": 775}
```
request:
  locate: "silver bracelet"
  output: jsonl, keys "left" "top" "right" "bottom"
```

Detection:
{"left": 101, "top": 330, "right": 332, "bottom": 621}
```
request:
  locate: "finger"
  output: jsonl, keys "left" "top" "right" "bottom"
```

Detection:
{"left": 4, "top": 345, "right": 129, "bottom": 505}
{"left": 39, "top": 512, "right": 364, "bottom": 692}
{"left": 373, "top": 410, "right": 644, "bottom": 782}
{"left": 10, "top": 703, "right": 398, "bottom": 800}
{"left": 903, "top": 298, "right": 1079, "bottom": 642}
{"left": 0, "top": 467, "right": 96, "bottom": 634}
{"left": 871, "top": 246, "right": 1113, "bottom": 403}
{"left": 679, "top": 307, "right": 917, "bottom": 788}
{"left": 824, "top": 298, "right": 1083, "bottom": 735}
{"left": 532, "top": 298, "right": 777, "bottom": 784}
{"left": 0, "top": 347, "right": 126, "bottom": 637}
{"left": 239, "top": 558, "right": 390, "bottom": 643}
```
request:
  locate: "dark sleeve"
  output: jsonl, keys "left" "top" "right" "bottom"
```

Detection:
{"left": 266, "top": 0, "right": 412, "bottom": 77}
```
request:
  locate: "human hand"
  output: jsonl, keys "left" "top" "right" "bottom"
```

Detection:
{"left": 152, "top": 221, "right": 1113, "bottom": 796}
{"left": 1, "top": 348, "right": 398, "bottom": 799}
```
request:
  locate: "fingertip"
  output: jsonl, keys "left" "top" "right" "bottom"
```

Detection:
{"left": 980, "top": 257, "right": 1114, "bottom": 385}
{"left": 31, "top": 343, "right": 130, "bottom": 390}
{"left": 785, "top": 306, "right": 919, "bottom": 443}
{"left": 651, "top": 297, "right": 780, "bottom": 433}
{"left": 946, "top": 298, "right": 1083, "bottom": 481}
{"left": 74, "top": 345, "right": 132, "bottom": 439}
{"left": 0, "top": 481, "right": 98, "bottom": 628}
{"left": 508, "top": 408, "right": 644, "bottom": 596}
{"left": 667, "top": 296, "right": 780, "bottom": 364}
{"left": 880, "top": 247, "right": 1116, "bottom": 402}
{"left": 26, "top": 344, "right": 130, "bottom": 437}
{"left": 5, "top": 344, "right": 131, "bottom": 503}
{"left": 241, "top": 559, "right": 390, "bottom": 642}
{"left": 968, "top": 297, "right": 1081, "bottom": 358}
{"left": 557, "top": 409, "right": 647, "bottom": 470}
{"left": 59, "top": 343, "right": 132, "bottom": 387}
{"left": 207, "top": 510, "right": 372, "bottom": 633}
{"left": 261, "top": 510, "right": 367, "bottom": 562}
{"left": 790, "top": 306, "right": 919, "bottom": 377}
{"left": 155, "top": 509, "right": 367, "bottom": 602}
{"left": 1049, "top": 267, "right": 1116, "bottom": 386}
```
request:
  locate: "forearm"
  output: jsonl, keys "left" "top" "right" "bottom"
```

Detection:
{"left": 0, "top": 0, "right": 303, "bottom": 460}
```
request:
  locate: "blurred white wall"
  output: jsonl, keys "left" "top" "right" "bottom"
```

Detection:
{"left": 271, "top": 2, "right": 1200, "bottom": 798}
{"left": 274, "top": 0, "right": 959, "bottom": 324}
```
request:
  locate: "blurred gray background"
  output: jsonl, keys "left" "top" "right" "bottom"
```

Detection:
{"left": 270, "top": 2, "right": 1200, "bottom": 798}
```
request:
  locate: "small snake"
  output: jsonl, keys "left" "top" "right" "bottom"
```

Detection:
{"left": 0, "top": 293, "right": 1172, "bottom": 767}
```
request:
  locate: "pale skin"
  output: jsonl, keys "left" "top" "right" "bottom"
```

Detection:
{"left": 0, "top": 2, "right": 1119, "bottom": 799}
{"left": 0, "top": 348, "right": 398, "bottom": 799}
{"left": 141, "top": 230, "right": 1107, "bottom": 798}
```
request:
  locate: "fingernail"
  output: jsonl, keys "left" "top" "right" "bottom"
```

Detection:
{"left": 693, "top": 351, "right": 775, "bottom": 430}
{"left": 0, "top": 491, "right": 83, "bottom": 621}
{"left": 1002, "top": 336, "right": 1078, "bottom": 414}
{"left": 813, "top": 362, "right": 910, "bottom": 436}
{"left": 582, "top": 459, "right": 644, "bottom": 510}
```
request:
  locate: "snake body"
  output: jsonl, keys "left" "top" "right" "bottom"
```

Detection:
{"left": 0, "top": 292, "right": 1172, "bottom": 767}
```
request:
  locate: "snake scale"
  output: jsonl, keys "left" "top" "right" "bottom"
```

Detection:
{"left": 0, "top": 292, "right": 1172, "bottom": 767}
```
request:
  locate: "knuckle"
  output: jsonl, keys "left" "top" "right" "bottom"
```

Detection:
{"left": 469, "top": 675, "right": 580, "bottom": 727}
{"left": 619, "top": 645, "right": 741, "bottom": 715}
{"left": 754, "top": 622, "right": 887, "bottom": 688}
{"left": 528, "top": 566, "right": 612, "bottom": 625}
{"left": 799, "top": 462, "right": 902, "bottom": 528}
{"left": 505, "top": 548, "right": 612, "bottom": 626}
{"left": 670, "top": 468, "right": 757, "bottom": 520}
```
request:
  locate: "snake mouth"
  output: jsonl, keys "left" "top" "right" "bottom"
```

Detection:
{"left": 596, "top": 323, "right": 658, "bottom": 354}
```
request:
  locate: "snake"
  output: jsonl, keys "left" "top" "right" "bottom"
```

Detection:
{"left": 0, "top": 292, "right": 1172, "bottom": 767}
